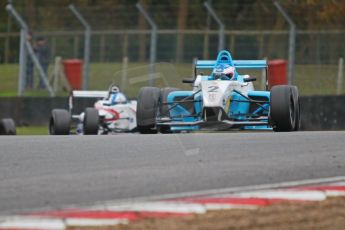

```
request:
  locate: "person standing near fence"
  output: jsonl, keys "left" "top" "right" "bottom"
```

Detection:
{"left": 25, "top": 32, "right": 34, "bottom": 90}
{"left": 35, "top": 37, "right": 50, "bottom": 89}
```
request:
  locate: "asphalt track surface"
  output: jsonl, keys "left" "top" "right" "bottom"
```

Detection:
{"left": 0, "top": 131, "right": 345, "bottom": 214}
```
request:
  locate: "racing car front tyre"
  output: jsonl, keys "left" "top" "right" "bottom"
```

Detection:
{"left": 291, "top": 86, "right": 301, "bottom": 131}
{"left": 83, "top": 108, "right": 99, "bottom": 135}
{"left": 270, "top": 85, "right": 297, "bottom": 132}
{"left": 0, "top": 118, "right": 16, "bottom": 135}
{"left": 49, "top": 109, "right": 71, "bottom": 135}
{"left": 137, "top": 87, "right": 161, "bottom": 134}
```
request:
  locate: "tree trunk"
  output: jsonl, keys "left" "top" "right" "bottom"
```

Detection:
{"left": 138, "top": 0, "right": 149, "bottom": 62}
{"left": 176, "top": 0, "right": 188, "bottom": 63}
{"left": 26, "top": 0, "right": 36, "bottom": 29}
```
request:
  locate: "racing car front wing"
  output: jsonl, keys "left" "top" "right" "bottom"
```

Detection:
{"left": 156, "top": 118, "right": 269, "bottom": 127}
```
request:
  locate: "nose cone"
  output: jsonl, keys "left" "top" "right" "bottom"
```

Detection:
{"left": 201, "top": 81, "right": 224, "bottom": 108}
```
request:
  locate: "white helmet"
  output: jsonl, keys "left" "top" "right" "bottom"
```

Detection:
{"left": 109, "top": 85, "right": 120, "bottom": 94}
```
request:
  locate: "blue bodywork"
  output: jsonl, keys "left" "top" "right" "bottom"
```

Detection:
{"left": 159, "top": 50, "right": 272, "bottom": 131}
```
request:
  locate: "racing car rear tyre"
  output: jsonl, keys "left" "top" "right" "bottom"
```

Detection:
{"left": 137, "top": 87, "right": 161, "bottom": 134}
{"left": 159, "top": 87, "right": 179, "bottom": 134}
{"left": 270, "top": 85, "right": 296, "bottom": 132}
{"left": 0, "top": 118, "right": 16, "bottom": 135}
{"left": 291, "top": 86, "right": 301, "bottom": 131}
{"left": 83, "top": 108, "right": 99, "bottom": 135}
{"left": 49, "top": 109, "right": 71, "bottom": 135}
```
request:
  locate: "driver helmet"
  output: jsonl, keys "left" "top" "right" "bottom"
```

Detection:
{"left": 213, "top": 64, "right": 235, "bottom": 80}
{"left": 107, "top": 84, "right": 127, "bottom": 104}
{"left": 110, "top": 85, "right": 120, "bottom": 94}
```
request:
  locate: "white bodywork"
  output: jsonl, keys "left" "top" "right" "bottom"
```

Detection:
{"left": 71, "top": 90, "right": 137, "bottom": 134}
{"left": 193, "top": 75, "right": 254, "bottom": 110}
{"left": 94, "top": 100, "right": 137, "bottom": 132}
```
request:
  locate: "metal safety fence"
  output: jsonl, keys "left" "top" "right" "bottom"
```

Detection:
{"left": 0, "top": 1, "right": 344, "bottom": 97}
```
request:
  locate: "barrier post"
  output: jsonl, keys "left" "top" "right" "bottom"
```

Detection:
{"left": 204, "top": 1, "right": 225, "bottom": 51}
{"left": 121, "top": 57, "right": 128, "bottom": 90}
{"left": 274, "top": 1, "right": 296, "bottom": 85}
{"left": 69, "top": 4, "right": 91, "bottom": 90}
{"left": 136, "top": 2, "right": 157, "bottom": 86}
{"left": 336, "top": 57, "right": 344, "bottom": 95}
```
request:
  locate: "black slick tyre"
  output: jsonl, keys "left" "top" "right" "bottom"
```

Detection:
{"left": 49, "top": 109, "right": 71, "bottom": 135}
{"left": 270, "top": 85, "right": 296, "bottom": 132}
{"left": 83, "top": 108, "right": 99, "bottom": 135}
{"left": 291, "top": 86, "right": 301, "bottom": 131}
{"left": 0, "top": 118, "right": 16, "bottom": 135}
{"left": 136, "top": 87, "right": 161, "bottom": 134}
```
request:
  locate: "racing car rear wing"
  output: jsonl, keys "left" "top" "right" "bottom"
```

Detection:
{"left": 195, "top": 60, "right": 267, "bottom": 70}
{"left": 72, "top": 90, "right": 108, "bottom": 98}
{"left": 69, "top": 90, "right": 109, "bottom": 112}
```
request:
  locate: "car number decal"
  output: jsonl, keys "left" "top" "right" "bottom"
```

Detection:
{"left": 208, "top": 86, "right": 219, "bottom": 92}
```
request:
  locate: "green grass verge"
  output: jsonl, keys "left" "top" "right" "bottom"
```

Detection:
{"left": 16, "top": 126, "right": 48, "bottom": 135}
{"left": 0, "top": 62, "right": 344, "bottom": 97}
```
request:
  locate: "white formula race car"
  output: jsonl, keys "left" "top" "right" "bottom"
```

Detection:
{"left": 0, "top": 118, "right": 16, "bottom": 135}
{"left": 49, "top": 86, "right": 137, "bottom": 135}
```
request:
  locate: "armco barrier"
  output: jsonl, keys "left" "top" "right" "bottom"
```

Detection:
{"left": 0, "top": 97, "right": 95, "bottom": 126}
{"left": 300, "top": 95, "right": 345, "bottom": 131}
{"left": 0, "top": 96, "right": 344, "bottom": 130}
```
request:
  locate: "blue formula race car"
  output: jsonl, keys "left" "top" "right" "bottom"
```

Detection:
{"left": 136, "top": 50, "right": 300, "bottom": 133}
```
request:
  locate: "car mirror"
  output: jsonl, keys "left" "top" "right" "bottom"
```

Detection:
{"left": 243, "top": 77, "right": 257, "bottom": 82}
{"left": 182, "top": 78, "right": 195, "bottom": 84}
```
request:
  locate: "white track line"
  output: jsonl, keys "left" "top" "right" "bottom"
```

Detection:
{"left": 1, "top": 177, "right": 345, "bottom": 229}
{"left": 323, "top": 190, "right": 345, "bottom": 196}
{"left": 0, "top": 217, "right": 128, "bottom": 229}
{"left": 66, "top": 218, "right": 128, "bottom": 227}
{"left": 4, "top": 176, "right": 345, "bottom": 216}
{"left": 203, "top": 204, "right": 257, "bottom": 210}
{"left": 93, "top": 201, "right": 207, "bottom": 214}
{"left": 0, "top": 216, "right": 65, "bottom": 230}
{"left": 93, "top": 201, "right": 259, "bottom": 213}
{"left": 88, "top": 176, "right": 345, "bottom": 207}
{"left": 233, "top": 190, "right": 326, "bottom": 201}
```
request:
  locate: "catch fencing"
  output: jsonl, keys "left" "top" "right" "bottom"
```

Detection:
{"left": 0, "top": 1, "right": 344, "bottom": 97}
